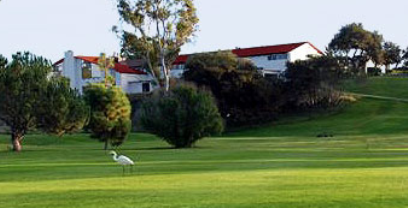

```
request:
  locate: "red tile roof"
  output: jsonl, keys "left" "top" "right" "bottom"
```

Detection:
{"left": 173, "top": 55, "right": 189, "bottom": 65}
{"left": 53, "top": 56, "right": 146, "bottom": 75}
{"left": 173, "top": 42, "right": 323, "bottom": 65}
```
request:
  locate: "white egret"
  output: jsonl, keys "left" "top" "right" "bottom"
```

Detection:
{"left": 109, "top": 151, "right": 135, "bottom": 174}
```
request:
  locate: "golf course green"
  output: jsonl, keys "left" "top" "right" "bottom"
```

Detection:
{"left": 1, "top": 77, "right": 408, "bottom": 208}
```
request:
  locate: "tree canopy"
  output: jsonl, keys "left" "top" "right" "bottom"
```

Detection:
{"left": 115, "top": 0, "right": 199, "bottom": 91}
{"left": 382, "top": 41, "right": 402, "bottom": 70}
{"left": 328, "top": 23, "right": 383, "bottom": 74}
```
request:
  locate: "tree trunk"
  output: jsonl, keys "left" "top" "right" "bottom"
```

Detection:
{"left": 160, "top": 52, "right": 170, "bottom": 92}
{"left": 11, "top": 130, "right": 24, "bottom": 152}
{"left": 104, "top": 140, "right": 109, "bottom": 150}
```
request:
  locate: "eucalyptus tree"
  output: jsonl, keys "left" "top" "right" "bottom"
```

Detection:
{"left": 115, "top": 0, "right": 199, "bottom": 91}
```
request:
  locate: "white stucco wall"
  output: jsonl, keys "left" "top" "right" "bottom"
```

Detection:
{"left": 171, "top": 69, "right": 184, "bottom": 78}
{"left": 62, "top": 51, "right": 81, "bottom": 90}
{"left": 119, "top": 73, "right": 156, "bottom": 94}
{"left": 288, "top": 43, "right": 321, "bottom": 62}
{"left": 247, "top": 55, "right": 288, "bottom": 73}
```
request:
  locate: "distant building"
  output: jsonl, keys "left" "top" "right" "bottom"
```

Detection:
{"left": 172, "top": 42, "right": 323, "bottom": 77}
{"left": 53, "top": 51, "right": 154, "bottom": 94}
{"left": 54, "top": 42, "right": 322, "bottom": 94}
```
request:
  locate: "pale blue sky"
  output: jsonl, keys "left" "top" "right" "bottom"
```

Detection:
{"left": 0, "top": 0, "right": 407, "bottom": 62}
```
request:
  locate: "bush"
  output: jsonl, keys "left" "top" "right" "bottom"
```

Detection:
{"left": 84, "top": 84, "right": 132, "bottom": 149}
{"left": 367, "top": 67, "right": 381, "bottom": 76}
{"left": 140, "top": 83, "right": 224, "bottom": 148}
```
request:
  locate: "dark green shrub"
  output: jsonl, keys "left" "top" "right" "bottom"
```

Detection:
{"left": 284, "top": 55, "right": 346, "bottom": 109}
{"left": 84, "top": 84, "right": 132, "bottom": 149}
{"left": 184, "top": 51, "right": 284, "bottom": 127}
{"left": 367, "top": 67, "right": 381, "bottom": 76}
{"left": 140, "top": 83, "right": 224, "bottom": 148}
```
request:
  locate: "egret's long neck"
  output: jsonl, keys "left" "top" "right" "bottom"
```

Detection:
{"left": 112, "top": 153, "right": 118, "bottom": 161}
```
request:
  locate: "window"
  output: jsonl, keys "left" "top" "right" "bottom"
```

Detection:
{"left": 268, "top": 54, "right": 288, "bottom": 61}
{"left": 268, "top": 54, "right": 276, "bottom": 60}
{"left": 142, "top": 82, "right": 151, "bottom": 93}
{"left": 82, "top": 62, "right": 92, "bottom": 79}
{"left": 279, "top": 54, "right": 288, "bottom": 60}
{"left": 174, "top": 65, "right": 185, "bottom": 70}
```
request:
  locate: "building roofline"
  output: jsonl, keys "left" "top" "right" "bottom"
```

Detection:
{"left": 53, "top": 56, "right": 146, "bottom": 75}
{"left": 173, "top": 42, "right": 323, "bottom": 65}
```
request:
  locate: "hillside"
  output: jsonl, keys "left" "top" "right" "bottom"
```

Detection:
{"left": 344, "top": 77, "right": 408, "bottom": 99}
{"left": 231, "top": 77, "right": 408, "bottom": 137}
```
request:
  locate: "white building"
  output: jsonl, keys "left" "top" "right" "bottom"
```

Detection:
{"left": 54, "top": 42, "right": 322, "bottom": 94}
{"left": 172, "top": 42, "right": 323, "bottom": 77}
{"left": 53, "top": 51, "right": 154, "bottom": 94}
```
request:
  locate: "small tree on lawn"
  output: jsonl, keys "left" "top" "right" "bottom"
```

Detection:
{"left": 140, "top": 83, "right": 224, "bottom": 148}
{"left": 84, "top": 84, "right": 132, "bottom": 150}
{"left": 115, "top": 0, "right": 199, "bottom": 91}
{"left": 0, "top": 52, "right": 89, "bottom": 152}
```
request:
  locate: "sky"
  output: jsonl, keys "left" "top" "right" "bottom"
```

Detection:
{"left": 0, "top": 0, "right": 407, "bottom": 62}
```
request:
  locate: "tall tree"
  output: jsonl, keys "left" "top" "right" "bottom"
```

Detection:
{"left": 0, "top": 52, "right": 88, "bottom": 151}
{"left": 115, "top": 0, "right": 199, "bottom": 91}
{"left": 328, "top": 23, "right": 383, "bottom": 75}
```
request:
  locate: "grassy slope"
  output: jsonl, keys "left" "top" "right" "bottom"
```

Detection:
{"left": 1, "top": 77, "right": 408, "bottom": 208}
{"left": 344, "top": 77, "right": 408, "bottom": 99}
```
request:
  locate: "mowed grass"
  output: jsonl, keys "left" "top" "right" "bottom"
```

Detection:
{"left": 1, "top": 78, "right": 408, "bottom": 207}
{"left": 344, "top": 77, "right": 408, "bottom": 99}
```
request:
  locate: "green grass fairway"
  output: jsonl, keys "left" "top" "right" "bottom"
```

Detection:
{"left": 1, "top": 77, "right": 408, "bottom": 207}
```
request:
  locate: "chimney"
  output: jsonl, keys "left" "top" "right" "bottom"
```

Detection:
{"left": 65, "top": 50, "right": 74, "bottom": 60}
